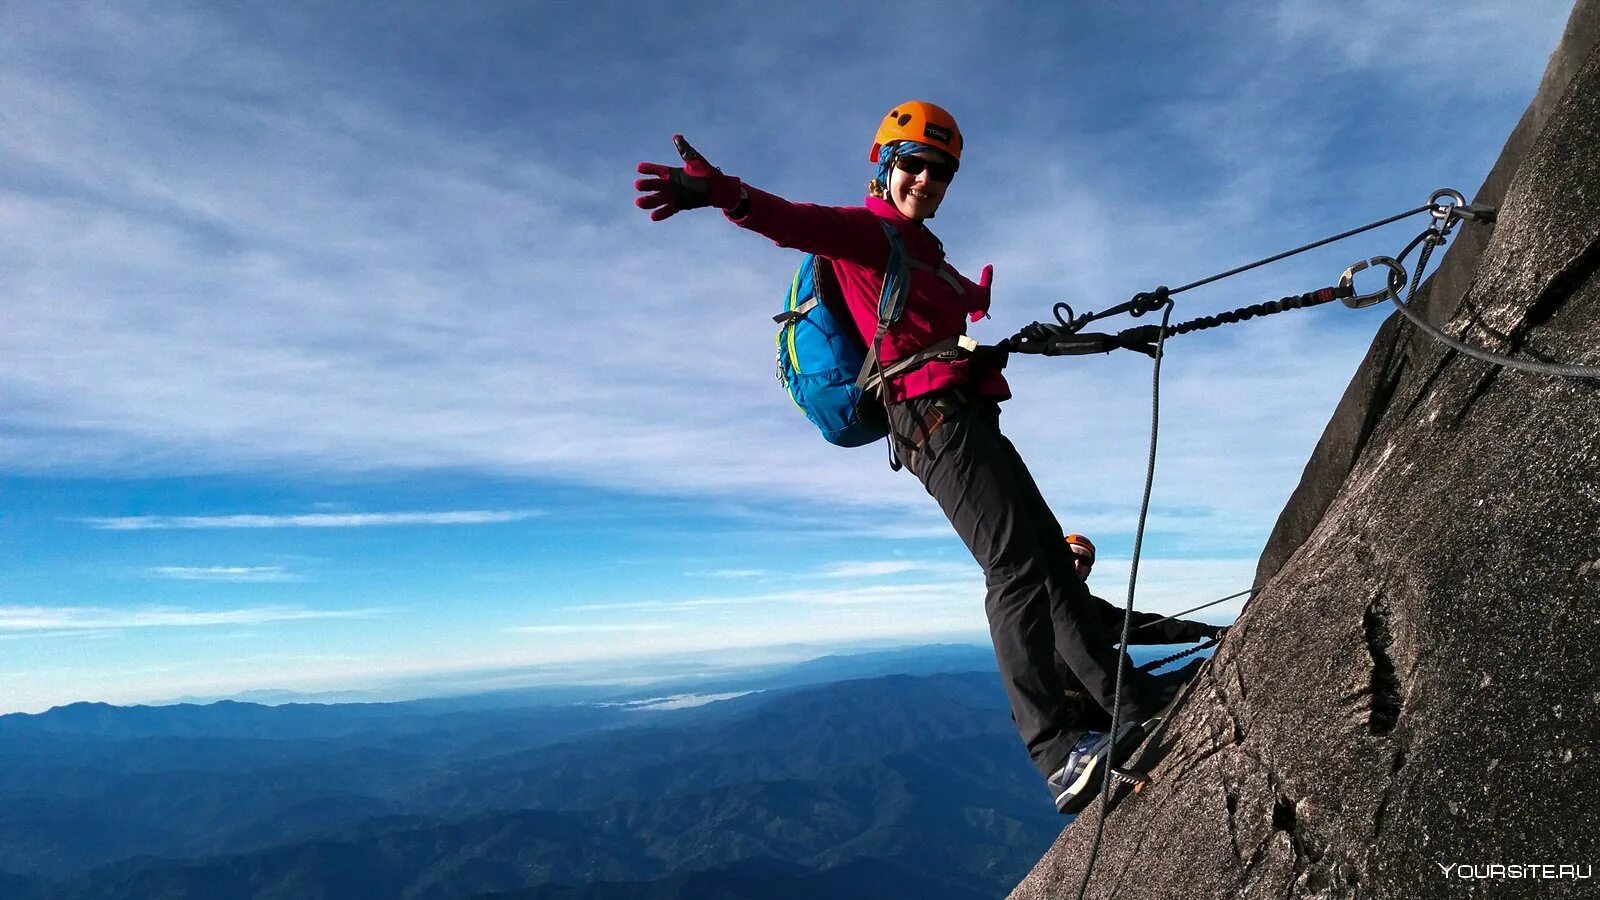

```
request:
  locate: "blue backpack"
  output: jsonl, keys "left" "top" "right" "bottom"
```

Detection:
{"left": 773, "top": 221, "right": 911, "bottom": 447}
{"left": 773, "top": 220, "right": 975, "bottom": 448}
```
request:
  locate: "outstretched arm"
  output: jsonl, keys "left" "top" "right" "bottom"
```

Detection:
{"left": 634, "top": 135, "right": 888, "bottom": 269}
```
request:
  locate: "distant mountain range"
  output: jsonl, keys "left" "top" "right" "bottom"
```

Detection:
{"left": 0, "top": 643, "right": 1200, "bottom": 899}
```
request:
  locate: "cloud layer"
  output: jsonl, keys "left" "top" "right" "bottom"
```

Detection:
{"left": 2, "top": 2, "right": 1568, "bottom": 545}
{"left": 0, "top": 604, "right": 377, "bottom": 631}
{"left": 87, "top": 510, "right": 541, "bottom": 530}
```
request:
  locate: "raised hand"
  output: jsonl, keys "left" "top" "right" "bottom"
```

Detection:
{"left": 634, "top": 135, "right": 742, "bottom": 221}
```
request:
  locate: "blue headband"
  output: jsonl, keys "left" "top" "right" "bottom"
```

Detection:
{"left": 873, "top": 141, "right": 957, "bottom": 191}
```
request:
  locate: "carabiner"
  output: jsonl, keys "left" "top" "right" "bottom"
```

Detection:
{"left": 1339, "top": 256, "right": 1407, "bottom": 309}
{"left": 1427, "top": 187, "right": 1477, "bottom": 242}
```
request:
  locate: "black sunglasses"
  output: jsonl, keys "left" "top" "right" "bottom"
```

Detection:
{"left": 895, "top": 155, "right": 957, "bottom": 183}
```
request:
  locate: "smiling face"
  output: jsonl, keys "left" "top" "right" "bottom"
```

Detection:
{"left": 888, "top": 153, "right": 951, "bottom": 220}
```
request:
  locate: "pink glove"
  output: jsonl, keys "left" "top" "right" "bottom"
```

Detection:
{"left": 634, "top": 135, "right": 744, "bottom": 221}
{"left": 970, "top": 264, "right": 994, "bottom": 322}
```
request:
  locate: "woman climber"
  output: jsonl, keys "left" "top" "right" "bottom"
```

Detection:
{"left": 633, "top": 101, "right": 1173, "bottom": 813}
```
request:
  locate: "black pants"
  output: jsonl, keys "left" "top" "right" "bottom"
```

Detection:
{"left": 889, "top": 391, "right": 1158, "bottom": 777}
{"left": 1056, "top": 657, "right": 1207, "bottom": 736}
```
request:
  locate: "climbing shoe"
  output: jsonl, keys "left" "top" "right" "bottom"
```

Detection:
{"left": 1048, "top": 720, "right": 1146, "bottom": 814}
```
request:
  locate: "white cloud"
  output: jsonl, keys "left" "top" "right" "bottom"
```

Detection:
{"left": 1079, "top": 557, "right": 1256, "bottom": 622}
{"left": 85, "top": 510, "right": 540, "bottom": 530}
{"left": 816, "top": 559, "right": 977, "bottom": 579}
{"left": 817, "top": 561, "right": 922, "bottom": 578}
{"left": 147, "top": 566, "right": 297, "bottom": 582}
{"left": 0, "top": 629, "right": 117, "bottom": 641}
{"left": 563, "top": 580, "right": 987, "bottom": 615}
{"left": 506, "top": 623, "right": 675, "bottom": 635}
{"left": 561, "top": 554, "right": 1255, "bottom": 623}
{"left": 0, "top": 605, "right": 379, "bottom": 632}
{"left": 619, "top": 692, "right": 754, "bottom": 711}
{"left": 1271, "top": 0, "right": 1570, "bottom": 94}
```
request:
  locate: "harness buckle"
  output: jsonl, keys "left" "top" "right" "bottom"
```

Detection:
{"left": 1338, "top": 256, "right": 1406, "bottom": 309}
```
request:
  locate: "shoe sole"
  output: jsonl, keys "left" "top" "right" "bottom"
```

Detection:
{"left": 1055, "top": 722, "right": 1145, "bottom": 814}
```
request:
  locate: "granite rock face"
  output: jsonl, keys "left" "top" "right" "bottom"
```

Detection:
{"left": 1011, "top": 4, "right": 1600, "bottom": 898}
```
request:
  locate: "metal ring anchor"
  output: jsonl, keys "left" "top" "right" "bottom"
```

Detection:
{"left": 1339, "top": 256, "right": 1407, "bottom": 309}
{"left": 1428, "top": 188, "right": 1468, "bottom": 222}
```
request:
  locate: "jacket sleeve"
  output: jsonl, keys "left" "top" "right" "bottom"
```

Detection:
{"left": 954, "top": 269, "right": 992, "bottom": 321}
{"left": 1090, "top": 593, "right": 1217, "bottom": 644}
{"left": 725, "top": 185, "right": 889, "bottom": 269}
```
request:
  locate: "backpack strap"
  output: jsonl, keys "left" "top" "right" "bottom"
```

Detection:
{"left": 771, "top": 296, "right": 819, "bottom": 325}
{"left": 856, "top": 221, "right": 912, "bottom": 469}
{"left": 855, "top": 222, "right": 978, "bottom": 396}
{"left": 853, "top": 221, "right": 912, "bottom": 395}
{"left": 876, "top": 220, "right": 912, "bottom": 324}
{"left": 851, "top": 222, "right": 981, "bottom": 470}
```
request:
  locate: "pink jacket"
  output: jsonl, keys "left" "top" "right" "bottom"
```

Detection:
{"left": 730, "top": 188, "right": 1011, "bottom": 405}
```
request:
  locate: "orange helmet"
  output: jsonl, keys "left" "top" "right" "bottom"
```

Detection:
{"left": 1064, "top": 534, "right": 1096, "bottom": 563}
{"left": 870, "top": 100, "right": 963, "bottom": 164}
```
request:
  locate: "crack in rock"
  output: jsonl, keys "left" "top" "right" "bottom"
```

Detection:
{"left": 1443, "top": 234, "right": 1600, "bottom": 427}
{"left": 1363, "top": 595, "right": 1403, "bottom": 735}
{"left": 1371, "top": 746, "right": 1410, "bottom": 843}
{"left": 1224, "top": 782, "right": 1244, "bottom": 863}
{"left": 1515, "top": 226, "right": 1600, "bottom": 332}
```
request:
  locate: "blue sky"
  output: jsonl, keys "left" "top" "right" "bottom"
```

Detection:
{"left": 0, "top": 0, "right": 1573, "bottom": 713}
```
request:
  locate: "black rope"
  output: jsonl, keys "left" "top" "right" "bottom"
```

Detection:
{"left": 1137, "top": 637, "right": 1220, "bottom": 673}
{"left": 1018, "top": 203, "right": 1436, "bottom": 344}
{"left": 1115, "top": 284, "right": 1354, "bottom": 346}
{"left": 1074, "top": 297, "right": 1175, "bottom": 900}
{"left": 1165, "top": 205, "right": 1433, "bottom": 298}
{"left": 1117, "top": 215, "right": 1597, "bottom": 376}
{"left": 1134, "top": 589, "right": 1252, "bottom": 632}
{"left": 1408, "top": 234, "right": 1440, "bottom": 305}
